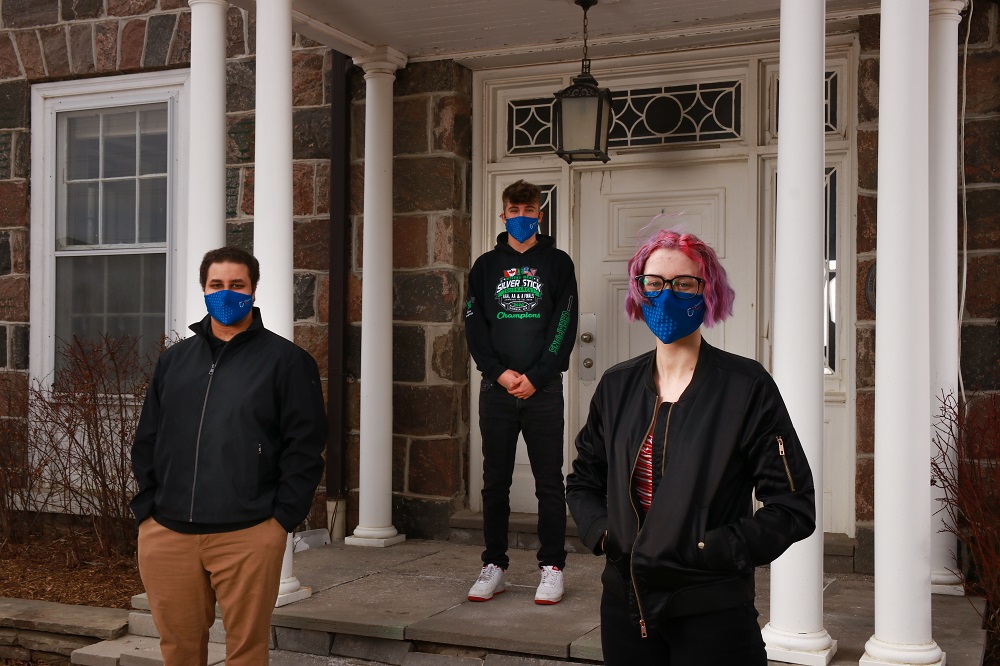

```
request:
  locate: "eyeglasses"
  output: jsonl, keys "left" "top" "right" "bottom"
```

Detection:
{"left": 635, "top": 274, "right": 705, "bottom": 300}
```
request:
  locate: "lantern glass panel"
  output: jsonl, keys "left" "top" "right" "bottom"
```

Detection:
{"left": 561, "top": 96, "right": 599, "bottom": 151}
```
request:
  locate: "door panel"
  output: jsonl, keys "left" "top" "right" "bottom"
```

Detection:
{"left": 573, "top": 162, "right": 756, "bottom": 440}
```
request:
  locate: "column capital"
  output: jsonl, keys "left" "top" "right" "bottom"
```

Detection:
{"left": 353, "top": 46, "right": 408, "bottom": 76}
{"left": 929, "top": 0, "right": 968, "bottom": 19}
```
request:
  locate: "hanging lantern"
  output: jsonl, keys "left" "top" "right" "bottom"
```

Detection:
{"left": 554, "top": 0, "right": 612, "bottom": 163}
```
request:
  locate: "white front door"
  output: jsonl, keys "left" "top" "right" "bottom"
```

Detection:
{"left": 572, "top": 161, "right": 756, "bottom": 438}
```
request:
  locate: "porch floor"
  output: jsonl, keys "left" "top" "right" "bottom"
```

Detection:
{"left": 106, "top": 537, "right": 986, "bottom": 665}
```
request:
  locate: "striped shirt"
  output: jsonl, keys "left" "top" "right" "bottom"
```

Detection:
{"left": 636, "top": 428, "right": 654, "bottom": 512}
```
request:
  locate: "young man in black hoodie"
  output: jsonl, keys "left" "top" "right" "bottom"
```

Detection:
{"left": 465, "top": 180, "right": 578, "bottom": 604}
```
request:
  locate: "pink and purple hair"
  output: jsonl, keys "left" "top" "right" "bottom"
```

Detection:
{"left": 625, "top": 228, "right": 736, "bottom": 327}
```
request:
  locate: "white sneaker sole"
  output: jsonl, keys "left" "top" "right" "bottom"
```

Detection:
{"left": 468, "top": 587, "right": 505, "bottom": 602}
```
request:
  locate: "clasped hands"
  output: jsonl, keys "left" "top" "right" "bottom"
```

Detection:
{"left": 497, "top": 369, "right": 535, "bottom": 399}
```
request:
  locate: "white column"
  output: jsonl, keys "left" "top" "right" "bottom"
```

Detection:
{"left": 253, "top": 0, "right": 308, "bottom": 606}
{"left": 185, "top": 0, "right": 228, "bottom": 329}
{"left": 860, "top": 0, "right": 944, "bottom": 663}
{"left": 344, "top": 46, "right": 408, "bottom": 548}
{"left": 253, "top": 0, "right": 294, "bottom": 340}
{"left": 928, "top": 0, "right": 967, "bottom": 597}
{"left": 760, "top": 2, "right": 836, "bottom": 664}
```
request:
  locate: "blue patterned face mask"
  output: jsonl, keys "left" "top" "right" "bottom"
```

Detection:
{"left": 505, "top": 215, "right": 539, "bottom": 243}
{"left": 640, "top": 291, "right": 705, "bottom": 345}
{"left": 205, "top": 290, "right": 253, "bottom": 326}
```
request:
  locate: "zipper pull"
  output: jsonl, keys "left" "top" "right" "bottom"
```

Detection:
{"left": 209, "top": 363, "right": 216, "bottom": 376}
{"left": 639, "top": 619, "right": 648, "bottom": 638}
{"left": 777, "top": 435, "right": 796, "bottom": 491}
{"left": 258, "top": 443, "right": 262, "bottom": 455}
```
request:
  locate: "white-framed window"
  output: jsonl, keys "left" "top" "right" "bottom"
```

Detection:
{"left": 30, "top": 71, "right": 190, "bottom": 382}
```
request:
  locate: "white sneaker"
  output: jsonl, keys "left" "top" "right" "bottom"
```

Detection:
{"left": 534, "top": 565, "right": 564, "bottom": 605}
{"left": 468, "top": 564, "right": 506, "bottom": 601}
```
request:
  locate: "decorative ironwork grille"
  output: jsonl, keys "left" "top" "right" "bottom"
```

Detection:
{"left": 507, "top": 98, "right": 557, "bottom": 154}
{"left": 608, "top": 80, "right": 742, "bottom": 147}
{"left": 824, "top": 71, "right": 839, "bottom": 132}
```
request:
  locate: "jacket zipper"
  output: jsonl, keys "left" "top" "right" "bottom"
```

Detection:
{"left": 777, "top": 435, "right": 796, "bottom": 492}
{"left": 628, "top": 399, "right": 665, "bottom": 639}
{"left": 188, "top": 343, "right": 229, "bottom": 521}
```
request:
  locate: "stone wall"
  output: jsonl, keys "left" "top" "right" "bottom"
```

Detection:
{"left": 0, "top": 0, "right": 334, "bottom": 529}
{"left": 346, "top": 60, "right": 473, "bottom": 539}
{"left": 853, "top": 5, "right": 1000, "bottom": 572}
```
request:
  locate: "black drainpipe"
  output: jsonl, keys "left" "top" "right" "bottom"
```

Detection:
{"left": 326, "top": 50, "right": 351, "bottom": 504}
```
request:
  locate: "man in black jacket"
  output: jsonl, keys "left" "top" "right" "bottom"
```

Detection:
{"left": 131, "top": 247, "right": 327, "bottom": 666}
{"left": 465, "top": 180, "right": 578, "bottom": 605}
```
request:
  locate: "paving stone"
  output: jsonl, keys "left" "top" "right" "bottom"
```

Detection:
{"left": 331, "top": 634, "right": 412, "bottom": 665}
{"left": 17, "top": 629, "right": 95, "bottom": 656}
{"left": 404, "top": 652, "right": 484, "bottom": 666}
{"left": 71, "top": 635, "right": 159, "bottom": 666}
{"left": 0, "top": 598, "right": 128, "bottom": 640}
{"left": 274, "top": 626, "right": 331, "bottom": 655}
{"left": 127, "top": 612, "right": 157, "bottom": 638}
{"left": 119, "top": 641, "right": 224, "bottom": 665}
{"left": 568, "top": 625, "right": 602, "bottom": 663}
{"left": 268, "top": 650, "right": 347, "bottom": 665}
{"left": 406, "top": 579, "right": 599, "bottom": 659}
{"left": 483, "top": 656, "right": 569, "bottom": 666}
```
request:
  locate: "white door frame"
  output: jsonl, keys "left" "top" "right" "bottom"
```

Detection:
{"left": 469, "top": 37, "right": 858, "bottom": 536}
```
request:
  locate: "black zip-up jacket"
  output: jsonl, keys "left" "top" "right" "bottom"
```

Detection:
{"left": 465, "top": 233, "right": 578, "bottom": 388}
{"left": 130, "top": 309, "right": 327, "bottom": 533}
{"left": 566, "top": 341, "right": 815, "bottom": 632}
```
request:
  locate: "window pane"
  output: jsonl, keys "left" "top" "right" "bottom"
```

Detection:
{"left": 139, "top": 108, "right": 168, "bottom": 175}
{"left": 61, "top": 182, "right": 99, "bottom": 247}
{"left": 103, "top": 180, "right": 136, "bottom": 244}
{"left": 103, "top": 112, "right": 137, "bottom": 178}
{"left": 107, "top": 254, "right": 141, "bottom": 312}
{"left": 55, "top": 253, "right": 166, "bottom": 357}
{"left": 66, "top": 115, "right": 100, "bottom": 180}
{"left": 139, "top": 177, "right": 167, "bottom": 243}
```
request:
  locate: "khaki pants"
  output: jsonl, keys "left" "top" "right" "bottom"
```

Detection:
{"left": 138, "top": 517, "right": 287, "bottom": 666}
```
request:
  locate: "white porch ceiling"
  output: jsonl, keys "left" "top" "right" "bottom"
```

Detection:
{"left": 235, "top": 0, "right": 879, "bottom": 67}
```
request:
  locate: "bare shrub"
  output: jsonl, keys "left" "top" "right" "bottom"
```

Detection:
{"left": 0, "top": 334, "right": 157, "bottom": 559}
{"left": 932, "top": 392, "right": 1000, "bottom": 665}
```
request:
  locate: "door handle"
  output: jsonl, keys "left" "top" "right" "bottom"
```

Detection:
{"left": 580, "top": 332, "right": 594, "bottom": 344}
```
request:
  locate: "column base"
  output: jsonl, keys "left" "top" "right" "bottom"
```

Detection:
{"left": 931, "top": 569, "right": 963, "bottom": 596}
{"left": 345, "top": 533, "right": 407, "bottom": 548}
{"left": 860, "top": 635, "right": 945, "bottom": 665}
{"left": 762, "top": 623, "right": 837, "bottom": 665}
{"left": 931, "top": 583, "right": 964, "bottom": 596}
{"left": 274, "top": 584, "right": 311, "bottom": 607}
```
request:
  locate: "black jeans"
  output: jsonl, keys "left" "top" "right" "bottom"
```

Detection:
{"left": 479, "top": 377, "right": 567, "bottom": 570}
{"left": 600, "top": 588, "right": 767, "bottom": 666}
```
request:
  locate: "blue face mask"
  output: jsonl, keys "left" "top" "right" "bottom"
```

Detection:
{"left": 205, "top": 290, "right": 254, "bottom": 326}
{"left": 640, "top": 291, "right": 705, "bottom": 345}
{"left": 505, "top": 215, "right": 539, "bottom": 244}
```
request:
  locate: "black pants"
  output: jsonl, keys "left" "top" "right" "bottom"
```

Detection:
{"left": 479, "top": 378, "right": 567, "bottom": 570}
{"left": 600, "top": 588, "right": 767, "bottom": 666}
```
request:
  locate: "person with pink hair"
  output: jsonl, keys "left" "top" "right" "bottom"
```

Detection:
{"left": 567, "top": 228, "right": 816, "bottom": 665}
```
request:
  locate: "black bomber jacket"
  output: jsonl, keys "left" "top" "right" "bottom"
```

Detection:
{"left": 566, "top": 340, "right": 815, "bottom": 633}
{"left": 130, "top": 309, "right": 327, "bottom": 533}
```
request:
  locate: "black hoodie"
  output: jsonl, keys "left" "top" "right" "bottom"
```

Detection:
{"left": 465, "top": 233, "right": 578, "bottom": 388}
